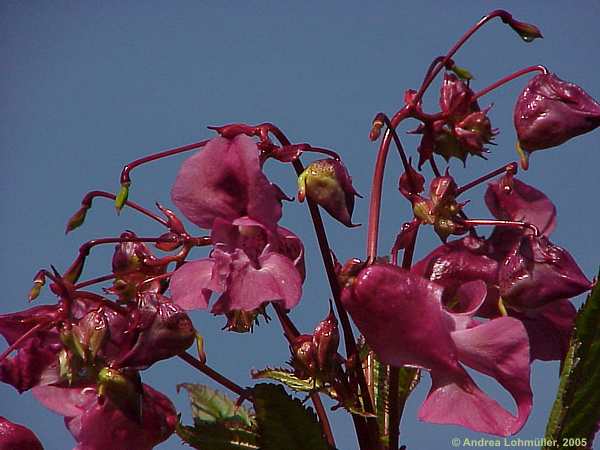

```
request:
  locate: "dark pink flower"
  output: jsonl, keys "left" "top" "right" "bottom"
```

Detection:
{"left": 341, "top": 263, "right": 532, "bottom": 436}
{"left": 0, "top": 416, "right": 44, "bottom": 450}
{"left": 170, "top": 217, "right": 303, "bottom": 317}
{"left": 33, "top": 383, "right": 176, "bottom": 450}
{"left": 514, "top": 73, "right": 600, "bottom": 168}
{"left": 171, "top": 135, "right": 282, "bottom": 230}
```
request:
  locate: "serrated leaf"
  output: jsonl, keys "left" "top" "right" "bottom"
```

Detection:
{"left": 544, "top": 270, "right": 600, "bottom": 449}
{"left": 251, "top": 367, "right": 322, "bottom": 392}
{"left": 253, "top": 383, "right": 332, "bottom": 450}
{"left": 176, "top": 421, "right": 260, "bottom": 450}
{"left": 178, "top": 383, "right": 255, "bottom": 428}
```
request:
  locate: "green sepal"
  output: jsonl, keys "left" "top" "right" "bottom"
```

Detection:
{"left": 178, "top": 383, "right": 255, "bottom": 428}
{"left": 544, "top": 269, "right": 600, "bottom": 449}
{"left": 114, "top": 182, "right": 130, "bottom": 213}
{"left": 251, "top": 367, "right": 323, "bottom": 392}
{"left": 450, "top": 64, "right": 474, "bottom": 81}
{"left": 252, "top": 383, "right": 333, "bottom": 450}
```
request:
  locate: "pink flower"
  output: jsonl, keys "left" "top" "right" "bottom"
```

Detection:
{"left": 170, "top": 217, "right": 303, "bottom": 318}
{"left": 0, "top": 416, "right": 44, "bottom": 450}
{"left": 514, "top": 73, "right": 600, "bottom": 168}
{"left": 341, "top": 263, "right": 532, "bottom": 436}
{"left": 171, "top": 135, "right": 283, "bottom": 230}
{"left": 33, "top": 383, "right": 176, "bottom": 450}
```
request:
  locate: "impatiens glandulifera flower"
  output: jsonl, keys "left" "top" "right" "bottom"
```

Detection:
{"left": 514, "top": 73, "right": 600, "bottom": 169}
{"left": 169, "top": 217, "right": 303, "bottom": 329}
{"left": 33, "top": 382, "right": 176, "bottom": 450}
{"left": 297, "top": 158, "right": 361, "bottom": 227}
{"left": 171, "top": 135, "right": 282, "bottom": 230}
{"left": 0, "top": 416, "right": 44, "bottom": 450}
{"left": 341, "top": 263, "right": 532, "bottom": 436}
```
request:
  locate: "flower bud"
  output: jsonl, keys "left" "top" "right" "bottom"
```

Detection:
{"left": 514, "top": 73, "right": 600, "bottom": 168}
{"left": 297, "top": 159, "right": 361, "bottom": 227}
{"left": 312, "top": 305, "right": 339, "bottom": 374}
{"left": 291, "top": 334, "right": 317, "bottom": 379}
{"left": 72, "top": 310, "right": 108, "bottom": 360}
{"left": 504, "top": 17, "right": 543, "bottom": 42}
{"left": 398, "top": 160, "right": 425, "bottom": 200}
{"left": 114, "top": 182, "right": 130, "bottom": 214}
{"left": 65, "top": 205, "right": 89, "bottom": 234}
{"left": 28, "top": 271, "right": 46, "bottom": 302}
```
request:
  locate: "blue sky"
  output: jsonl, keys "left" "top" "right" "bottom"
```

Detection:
{"left": 1, "top": 2, "right": 599, "bottom": 449}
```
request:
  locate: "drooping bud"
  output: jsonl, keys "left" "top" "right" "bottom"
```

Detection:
{"left": 290, "top": 334, "right": 317, "bottom": 379}
{"left": 65, "top": 205, "right": 89, "bottom": 234}
{"left": 369, "top": 113, "right": 385, "bottom": 141}
{"left": 398, "top": 159, "right": 425, "bottom": 200}
{"left": 503, "top": 16, "right": 543, "bottom": 43}
{"left": 297, "top": 159, "right": 361, "bottom": 227}
{"left": 312, "top": 304, "right": 340, "bottom": 374}
{"left": 0, "top": 416, "right": 44, "bottom": 450}
{"left": 28, "top": 271, "right": 46, "bottom": 302}
{"left": 514, "top": 73, "right": 600, "bottom": 168}
{"left": 114, "top": 182, "right": 130, "bottom": 214}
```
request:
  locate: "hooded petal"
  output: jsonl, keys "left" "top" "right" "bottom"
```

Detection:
{"left": 211, "top": 251, "right": 302, "bottom": 314}
{"left": 342, "top": 264, "right": 460, "bottom": 373}
{"left": 169, "top": 259, "right": 214, "bottom": 310}
{"left": 171, "top": 135, "right": 282, "bottom": 229}
{"left": 499, "top": 235, "right": 591, "bottom": 310}
{"left": 485, "top": 176, "right": 556, "bottom": 236}
{"left": 514, "top": 73, "right": 600, "bottom": 152}
{"left": 512, "top": 299, "right": 576, "bottom": 361}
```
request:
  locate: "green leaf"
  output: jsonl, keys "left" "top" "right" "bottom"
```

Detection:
{"left": 544, "top": 270, "right": 600, "bottom": 449}
{"left": 176, "top": 420, "right": 260, "bottom": 450}
{"left": 251, "top": 367, "right": 322, "bottom": 392}
{"left": 252, "top": 383, "right": 332, "bottom": 450}
{"left": 178, "top": 383, "right": 255, "bottom": 428}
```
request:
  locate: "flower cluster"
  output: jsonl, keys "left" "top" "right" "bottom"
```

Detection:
{"left": 2, "top": 9, "right": 600, "bottom": 450}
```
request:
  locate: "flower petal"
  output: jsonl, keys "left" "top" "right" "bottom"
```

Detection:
{"left": 171, "top": 135, "right": 282, "bottom": 229}
{"left": 169, "top": 259, "right": 214, "bottom": 310}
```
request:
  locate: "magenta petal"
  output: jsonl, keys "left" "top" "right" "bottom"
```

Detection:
{"left": 420, "top": 370, "right": 519, "bottom": 436}
{"left": 485, "top": 177, "right": 556, "bottom": 236}
{"left": 211, "top": 251, "right": 302, "bottom": 314}
{"left": 169, "top": 259, "right": 214, "bottom": 310}
{"left": 0, "top": 416, "right": 44, "bottom": 450}
{"left": 342, "top": 264, "right": 460, "bottom": 373}
{"left": 32, "top": 385, "right": 96, "bottom": 417}
{"left": 512, "top": 299, "right": 576, "bottom": 361}
{"left": 171, "top": 135, "right": 282, "bottom": 229}
{"left": 451, "top": 317, "right": 533, "bottom": 435}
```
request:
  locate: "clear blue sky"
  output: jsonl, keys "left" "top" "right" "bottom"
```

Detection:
{"left": 1, "top": 2, "right": 599, "bottom": 449}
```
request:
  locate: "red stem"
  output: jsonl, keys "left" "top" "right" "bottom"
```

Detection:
{"left": 473, "top": 65, "right": 549, "bottom": 100}
{"left": 178, "top": 352, "right": 251, "bottom": 400}
{"left": 456, "top": 162, "right": 517, "bottom": 196}
{"left": 460, "top": 218, "right": 540, "bottom": 236}
{"left": 74, "top": 274, "right": 117, "bottom": 290}
{"left": 80, "top": 191, "right": 168, "bottom": 227}
{"left": 414, "top": 10, "right": 516, "bottom": 104}
{"left": 120, "top": 139, "right": 209, "bottom": 185}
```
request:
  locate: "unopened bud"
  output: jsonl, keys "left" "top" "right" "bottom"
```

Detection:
{"left": 369, "top": 114, "right": 385, "bottom": 141}
{"left": 504, "top": 17, "right": 543, "bottom": 43}
{"left": 114, "top": 182, "right": 130, "bottom": 214}
{"left": 65, "top": 205, "right": 89, "bottom": 234}
{"left": 28, "top": 271, "right": 46, "bottom": 302}
{"left": 297, "top": 159, "right": 361, "bottom": 227}
{"left": 312, "top": 304, "right": 339, "bottom": 373}
{"left": 291, "top": 334, "right": 317, "bottom": 379}
{"left": 155, "top": 232, "right": 182, "bottom": 252}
